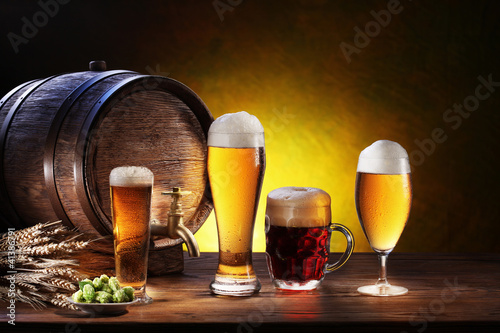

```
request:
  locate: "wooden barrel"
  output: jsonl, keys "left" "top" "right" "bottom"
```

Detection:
{"left": 0, "top": 61, "right": 213, "bottom": 254}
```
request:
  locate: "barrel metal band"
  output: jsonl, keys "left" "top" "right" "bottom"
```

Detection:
{"left": 74, "top": 74, "right": 148, "bottom": 235}
{"left": 43, "top": 70, "right": 136, "bottom": 228}
{"left": 0, "top": 74, "right": 63, "bottom": 227}
{"left": 0, "top": 79, "right": 38, "bottom": 108}
{"left": 0, "top": 79, "right": 39, "bottom": 228}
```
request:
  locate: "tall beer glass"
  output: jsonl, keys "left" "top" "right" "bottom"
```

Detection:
{"left": 355, "top": 140, "right": 412, "bottom": 296}
{"left": 208, "top": 111, "right": 265, "bottom": 296}
{"left": 110, "top": 166, "right": 153, "bottom": 304}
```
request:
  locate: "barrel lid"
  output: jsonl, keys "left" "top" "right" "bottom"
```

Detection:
{"left": 80, "top": 75, "right": 214, "bottom": 250}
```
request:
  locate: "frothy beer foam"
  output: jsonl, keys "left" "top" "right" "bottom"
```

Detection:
{"left": 109, "top": 166, "right": 154, "bottom": 187}
{"left": 207, "top": 111, "right": 264, "bottom": 148}
{"left": 357, "top": 140, "right": 411, "bottom": 175}
{"left": 266, "top": 187, "right": 331, "bottom": 228}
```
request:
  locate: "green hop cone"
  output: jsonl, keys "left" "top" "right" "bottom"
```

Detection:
{"left": 109, "top": 277, "right": 120, "bottom": 292}
{"left": 93, "top": 277, "right": 104, "bottom": 291}
{"left": 113, "top": 289, "right": 127, "bottom": 303}
{"left": 101, "top": 283, "right": 113, "bottom": 294}
{"left": 72, "top": 290, "right": 84, "bottom": 303}
{"left": 82, "top": 284, "right": 96, "bottom": 303}
{"left": 122, "top": 286, "right": 135, "bottom": 301}
{"left": 95, "top": 291, "right": 114, "bottom": 304}
{"left": 100, "top": 274, "right": 110, "bottom": 284}
{"left": 78, "top": 278, "right": 93, "bottom": 291}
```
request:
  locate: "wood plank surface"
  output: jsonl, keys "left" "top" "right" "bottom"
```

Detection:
{"left": 4, "top": 253, "right": 500, "bottom": 332}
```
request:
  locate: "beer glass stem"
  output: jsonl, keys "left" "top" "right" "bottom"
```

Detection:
{"left": 376, "top": 253, "right": 389, "bottom": 287}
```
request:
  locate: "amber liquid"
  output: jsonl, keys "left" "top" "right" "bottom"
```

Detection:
{"left": 208, "top": 146, "right": 265, "bottom": 279}
{"left": 355, "top": 172, "right": 412, "bottom": 252}
{"left": 111, "top": 185, "right": 152, "bottom": 289}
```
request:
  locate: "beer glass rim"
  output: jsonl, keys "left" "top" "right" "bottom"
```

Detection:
{"left": 209, "top": 130, "right": 264, "bottom": 134}
{"left": 266, "top": 203, "right": 330, "bottom": 208}
{"left": 266, "top": 186, "right": 331, "bottom": 209}
{"left": 109, "top": 166, "right": 154, "bottom": 186}
{"left": 357, "top": 156, "right": 411, "bottom": 175}
{"left": 207, "top": 131, "right": 265, "bottom": 148}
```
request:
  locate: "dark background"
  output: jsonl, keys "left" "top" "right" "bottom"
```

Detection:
{"left": 1, "top": 0, "right": 499, "bottom": 252}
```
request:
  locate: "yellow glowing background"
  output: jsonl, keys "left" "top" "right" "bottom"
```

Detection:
{"left": 196, "top": 97, "right": 366, "bottom": 252}
{"left": 1, "top": 1, "right": 499, "bottom": 253}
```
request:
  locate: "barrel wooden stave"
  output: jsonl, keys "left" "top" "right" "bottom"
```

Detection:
{"left": 2, "top": 73, "right": 98, "bottom": 226}
{"left": 51, "top": 72, "right": 140, "bottom": 235}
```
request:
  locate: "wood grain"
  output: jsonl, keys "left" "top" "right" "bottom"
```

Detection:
{"left": 8, "top": 253, "right": 500, "bottom": 332}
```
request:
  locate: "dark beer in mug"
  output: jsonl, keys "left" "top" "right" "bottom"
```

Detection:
{"left": 266, "top": 225, "right": 330, "bottom": 283}
{"left": 265, "top": 187, "right": 354, "bottom": 291}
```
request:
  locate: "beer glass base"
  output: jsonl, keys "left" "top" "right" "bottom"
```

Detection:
{"left": 135, "top": 293, "right": 153, "bottom": 304}
{"left": 273, "top": 279, "right": 323, "bottom": 291}
{"left": 357, "top": 284, "right": 408, "bottom": 296}
{"left": 210, "top": 276, "right": 261, "bottom": 296}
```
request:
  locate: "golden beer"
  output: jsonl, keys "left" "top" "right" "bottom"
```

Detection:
{"left": 110, "top": 166, "right": 153, "bottom": 303}
{"left": 208, "top": 146, "right": 265, "bottom": 278}
{"left": 208, "top": 111, "right": 265, "bottom": 296}
{"left": 355, "top": 140, "right": 412, "bottom": 296}
{"left": 355, "top": 172, "right": 412, "bottom": 252}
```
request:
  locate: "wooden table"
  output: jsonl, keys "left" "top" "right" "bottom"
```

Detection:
{"left": 6, "top": 253, "right": 500, "bottom": 332}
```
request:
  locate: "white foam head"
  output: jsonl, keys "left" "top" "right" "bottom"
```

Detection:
{"left": 109, "top": 166, "right": 154, "bottom": 187}
{"left": 266, "top": 187, "right": 331, "bottom": 227}
{"left": 357, "top": 140, "right": 411, "bottom": 174}
{"left": 207, "top": 111, "right": 264, "bottom": 148}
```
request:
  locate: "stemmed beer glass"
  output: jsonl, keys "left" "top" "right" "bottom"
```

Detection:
{"left": 355, "top": 140, "right": 412, "bottom": 296}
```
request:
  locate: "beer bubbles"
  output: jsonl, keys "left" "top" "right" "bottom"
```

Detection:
{"left": 109, "top": 166, "right": 154, "bottom": 304}
{"left": 355, "top": 140, "right": 413, "bottom": 296}
{"left": 207, "top": 111, "right": 265, "bottom": 148}
{"left": 208, "top": 111, "right": 266, "bottom": 296}
{"left": 356, "top": 140, "right": 411, "bottom": 175}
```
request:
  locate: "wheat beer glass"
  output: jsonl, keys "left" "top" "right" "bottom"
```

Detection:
{"left": 208, "top": 111, "right": 265, "bottom": 296}
{"left": 355, "top": 140, "right": 412, "bottom": 296}
{"left": 110, "top": 166, "right": 153, "bottom": 304}
{"left": 265, "top": 187, "right": 354, "bottom": 290}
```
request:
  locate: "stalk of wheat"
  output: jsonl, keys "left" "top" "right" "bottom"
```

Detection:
{"left": 0, "top": 221, "right": 114, "bottom": 310}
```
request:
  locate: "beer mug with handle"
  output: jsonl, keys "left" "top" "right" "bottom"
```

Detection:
{"left": 265, "top": 187, "right": 354, "bottom": 291}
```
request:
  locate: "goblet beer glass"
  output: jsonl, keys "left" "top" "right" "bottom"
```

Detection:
{"left": 355, "top": 140, "right": 412, "bottom": 296}
{"left": 208, "top": 111, "right": 265, "bottom": 296}
{"left": 265, "top": 187, "right": 354, "bottom": 290}
{"left": 110, "top": 166, "right": 153, "bottom": 304}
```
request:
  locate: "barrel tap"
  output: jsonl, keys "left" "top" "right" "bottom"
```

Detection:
{"left": 150, "top": 187, "right": 201, "bottom": 257}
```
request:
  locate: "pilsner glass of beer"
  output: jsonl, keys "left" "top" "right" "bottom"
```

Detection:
{"left": 208, "top": 111, "right": 265, "bottom": 296}
{"left": 265, "top": 187, "right": 354, "bottom": 290}
{"left": 110, "top": 166, "right": 153, "bottom": 304}
{"left": 355, "top": 140, "right": 412, "bottom": 296}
